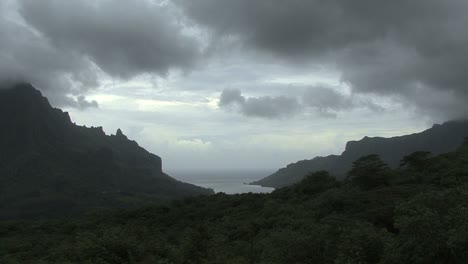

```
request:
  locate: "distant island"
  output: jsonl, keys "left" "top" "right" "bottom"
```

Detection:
{"left": 253, "top": 120, "right": 468, "bottom": 188}
{"left": 0, "top": 83, "right": 212, "bottom": 220}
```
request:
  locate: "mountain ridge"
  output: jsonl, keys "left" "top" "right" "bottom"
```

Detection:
{"left": 0, "top": 83, "right": 212, "bottom": 220}
{"left": 253, "top": 120, "right": 468, "bottom": 188}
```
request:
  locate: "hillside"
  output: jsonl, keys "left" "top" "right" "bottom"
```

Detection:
{"left": 0, "top": 83, "right": 212, "bottom": 220}
{"left": 253, "top": 120, "right": 468, "bottom": 188}
{"left": 2, "top": 139, "right": 468, "bottom": 263}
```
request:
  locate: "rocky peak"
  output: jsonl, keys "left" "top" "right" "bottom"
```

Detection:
{"left": 115, "top": 128, "right": 128, "bottom": 140}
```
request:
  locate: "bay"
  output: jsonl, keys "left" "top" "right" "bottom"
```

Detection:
{"left": 168, "top": 169, "right": 275, "bottom": 194}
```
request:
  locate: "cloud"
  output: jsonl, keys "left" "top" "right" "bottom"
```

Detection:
{"left": 3, "top": 0, "right": 466, "bottom": 121}
{"left": 176, "top": 0, "right": 468, "bottom": 121}
{"left": 75, "top": 95, "right": 99, "bottom": 110}
{"left": 302, "top": 87, "right": 353, "bottom": 116}
{"left": 219, "top": 88, "right": 245, "bottom": 106}
{"left": 0, "top": 0, "right": 200, "bottom": 107}
{"left": 219, "top": 88, "right": 299, "bottom": 118}
{"left": 0, "top": 0, "right": 98, "bottom": 105}
{"left": 176, "top": 138, "right": 213, "bottom": 152}
{"left": 18, "top": 0, "right": 199, "bottom": 78}
{"left": 219, "top": 86, "right": 378, "bottom": 119}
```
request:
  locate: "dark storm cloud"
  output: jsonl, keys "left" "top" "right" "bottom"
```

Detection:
{"left": 19, "top": 0, "right": 198, "bottom": 78}
{"left": 0, "top": 0, "right": 200, "bottom": 107}
{"left": 219, "top": 86, "right": 375, "bottom": 119}
{"left": 0, "top": 1, "right": 98, "bottom": 107}
{"left": 177, "top": 0, "right": 468, "bottom": 120}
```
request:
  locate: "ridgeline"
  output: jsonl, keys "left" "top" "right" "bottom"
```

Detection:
{"left": 0, "top": 83, "right": 212, "bottom": 220}
{"left": 253, "top": 120, "right": 468, "bottom": 188}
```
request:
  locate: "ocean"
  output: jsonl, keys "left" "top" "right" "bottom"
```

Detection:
{"left": 167, "top": 169, "right": 276, "bottom": 194}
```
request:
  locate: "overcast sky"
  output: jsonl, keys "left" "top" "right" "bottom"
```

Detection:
{"left": 1, "top": 0, "right": 467, "bottom": 170}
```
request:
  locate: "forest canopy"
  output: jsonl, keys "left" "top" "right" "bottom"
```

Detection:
{"left": 2, "top": 140, "right": 468, "bottom": 263}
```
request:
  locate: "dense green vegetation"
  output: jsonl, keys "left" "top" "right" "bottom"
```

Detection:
{"left": 2, "top": 141, "right": 468, "bottom": 263}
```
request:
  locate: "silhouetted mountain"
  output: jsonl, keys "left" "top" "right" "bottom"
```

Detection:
{"left": 0, "top": 83, "right": 212, "bottom": 220}
{"left": 253, "top": 120, "right": 468, "bottom": 188}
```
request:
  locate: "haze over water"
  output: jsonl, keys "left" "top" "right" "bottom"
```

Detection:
{"left": 168, "top": 169, "right": 275, "bottom": 194}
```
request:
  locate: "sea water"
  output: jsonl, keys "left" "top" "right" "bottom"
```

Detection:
{"left": 168, "top": 169, "right": 275, "bottom": 194}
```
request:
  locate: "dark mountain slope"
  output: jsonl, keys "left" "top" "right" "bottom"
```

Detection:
{"left": 254, "top": 120, "right": 468, "bottom": 188}
{"left": 0, "top": 83, "right": 212, "bottom": 220}
{"left": 3, "top": 140, "right": 468, "bottom": 263}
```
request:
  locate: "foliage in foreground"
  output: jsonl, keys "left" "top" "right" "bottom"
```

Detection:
{"left": 2, "top": 142, "right": 468, "bottom": 263}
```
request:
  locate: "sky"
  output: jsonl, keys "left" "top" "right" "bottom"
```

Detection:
{"left": 1, "top": 0, "right": 467, "bottom": 170}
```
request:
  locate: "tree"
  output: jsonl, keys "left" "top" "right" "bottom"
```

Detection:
{"left": 348, "top": 154, "right": 389, "bottom": 190}
{"left": 400, "top": 151, "right": 431, "bottom": 170}
{"left": 399, "top": 151, "right": 432, "bottom": 184}
{"left": 296, "top": 171, "right": 340, "bottom": 195}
